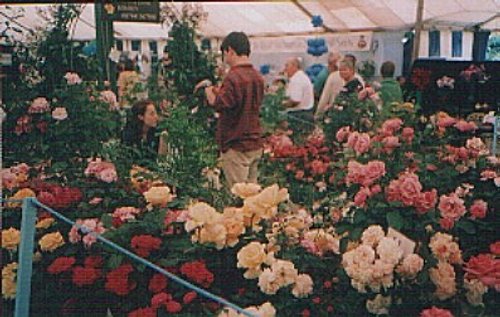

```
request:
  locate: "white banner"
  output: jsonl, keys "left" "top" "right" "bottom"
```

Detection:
{"left": 251, "top": 32, "right": 373, "bottom": 53}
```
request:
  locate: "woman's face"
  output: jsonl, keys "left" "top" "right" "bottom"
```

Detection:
{"left": 339, "top": 65, "right": 355, "bottom": 82}
{"left": 139, "top": 104, "right": 158, "bottom": 129}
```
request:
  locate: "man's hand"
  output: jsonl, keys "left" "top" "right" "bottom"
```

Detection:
{"left": 194, "top": 79, "right": 213, "bottom": 93}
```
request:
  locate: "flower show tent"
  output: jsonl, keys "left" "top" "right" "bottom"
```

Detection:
{"left": 1, "top": 1, "right": 498, "bottom": 75}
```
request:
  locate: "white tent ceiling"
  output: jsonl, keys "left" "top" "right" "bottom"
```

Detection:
{"left": 1, "top": 1, "right": 499, "bottom": 42}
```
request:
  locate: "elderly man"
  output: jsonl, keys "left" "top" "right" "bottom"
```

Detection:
{"left": 313, "top": 51, "right": 342, "bottom": 99}
{"left": 315, "top": 52, "right": 343, "bottom": 119}
{"left": 282, "top": 57, "right": 314, "bottom": 140}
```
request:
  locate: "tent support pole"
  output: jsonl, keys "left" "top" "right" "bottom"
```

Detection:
{"left": 412, "top": 0, "right": 425, "bottom": 62}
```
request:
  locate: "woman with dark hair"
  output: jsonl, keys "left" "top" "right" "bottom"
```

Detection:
{"left": 121, "top": 100, "right": 165, "bottom": 155}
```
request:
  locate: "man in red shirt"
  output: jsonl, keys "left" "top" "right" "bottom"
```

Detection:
{"left": 202, "top": 32, "right": 264, "bottom": 189}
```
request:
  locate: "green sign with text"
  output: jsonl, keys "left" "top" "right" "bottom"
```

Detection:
{"left": 105, "top": 1, "right": 160, "bottom": 23}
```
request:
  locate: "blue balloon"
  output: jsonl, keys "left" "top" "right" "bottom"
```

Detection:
{"left": 311, "top": 15, "right": 323, "bottom": 27}
{"left": 260, "top": 64, "right": 270, "bottom": 75}
{"left": 82, "top": 40, "right": 97, "bottom": 56}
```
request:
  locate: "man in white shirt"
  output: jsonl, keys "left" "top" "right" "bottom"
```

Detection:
{"left": 282, "top": 57, "right": 315, "bottom": 140}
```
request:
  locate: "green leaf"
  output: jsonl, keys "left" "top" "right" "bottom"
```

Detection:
{"left": 107, "top": 254, "right": 123, "bottom": 269}
{"left": 386, "top": 211, "right": 404, "bottom": 230}
{"left": 100, "top": 213, "right": 113, "bottom": 228}
{"left": 457, "top": 220, "right": 476, "bottom": 234}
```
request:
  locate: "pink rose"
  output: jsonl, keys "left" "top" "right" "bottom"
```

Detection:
{"left": 354, "top": 187, "right": 371, "bottom": 207}
{"left": 336, "top": 126, "right": 351, "bottom": 143}
{"left": 64, "top": 72, "right": 82, "bottom": 85}
{"left": 347, "top": 132, "right": 371, "bottom": 155}
{"left": 490, "top": 241, "right": 500, "bottom": 255}
{"left": 382, "top": 136, "right": 401, "bottom": 153}
{"left": 310, "top": 159, "right": 329, "bottom": 176}
{"left": 98, "top": 168, "right": 118, "bottom": 183}
{"left": 438, "top": 193, "right": 466, "bottom": 221}
{"left": 420, "top": 306, "right": 454, "bottom": 317}
{"left": 414, "top": 189, "right": 437, "bottom": 214}
{"left": 437, "top": 115, "right": 457, "bottom": 128}
{"left": 364, "top": 161, "right": 386, "bottom": 186}
{"left": 469, "top": 199, "right": 487, "bottom": 219}
{"left": 89, "top": 197, "right": 103, "bottom": 205}
{"left": 401, "top": 127, "right": 414, "bottom": 144}
{"left": 464, "top": 254, "right": 500, "bottom": 290}
{"left": 398, "top": 173, "right": 422, "bottom": 206}
{"left": 480, "top": 170, "right": 497, "bottom": 180}
{"left": 370, "top": 184, "right": 382, "bottom": 195}
{"left": 28, "top": 97, "right": 50, "bottom": 114}
{"left": 454, "top": 120, "right": 477, "bottom": 132}
{"left": 439, "top": 217, "right": 455, "bottom": 230}
{"left": 426, "top": 164, "right": 438, "bottom": 171}
{"left": 381, "top": 118, "right": 403, "bottom": 136}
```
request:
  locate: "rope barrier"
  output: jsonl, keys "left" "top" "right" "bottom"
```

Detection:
{"left": 2, "top": 197, "right": 256, "bottom": 317}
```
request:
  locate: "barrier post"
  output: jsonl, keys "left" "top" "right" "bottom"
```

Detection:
{"left": 14, "top": 197, "right": 38, "bottom": 317}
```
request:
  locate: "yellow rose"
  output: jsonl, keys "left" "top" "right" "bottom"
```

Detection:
{"left": 231, "top": 182, "right": 262, "bottom": 199}
{"left": 36, "top": 217, "right": 55, "bottom": 229}
{"left": 1, "top": 228, "right": 21, "bottom": 251}
{"left": 38, "top": 232, "right": 65, "bottom": 252}
{"left": 237, "top": 242, "right": 267, "bottom": 278}
{"left": 1, "top": 262, "right": 17, "bottom": 300}
{"left": 143, "top": 186, "right": 173, "bottom": 206}
{"left": 199, "top": 223, "right": 227, "bottom": 250}
{"left": 7, "top": 188, "right": 36, "bottom": 208}
{"left": 243, "top": 184, "right": 288, "bottom": 219}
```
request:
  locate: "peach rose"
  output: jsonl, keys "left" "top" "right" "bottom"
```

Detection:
{"left": 143, "top": 186, "right": 174, "bottom": 207}
{"left": 429, "top": 261, "right": 457, "bottom": 300}
{"left": 415, "top": 189, "right": 438, "bottom": 214}
{"left": 237, "top": 242, "right": 267, "bottom": 278}
{"left": 438, "top": 193, "right": 466, "bottom": 221}
{"left": 1, "top": 228, "right": 21, "bottom": 251}
{"left": 7, "top": 188, "right": 36, "bottom": 208}
{"left": 291, "top": 273, "right": 313, "bottom": 298}
{"left": 231, "top": 183, "right": 262, "bottom": 199}
{"left": 38, "top": 232, "right": 65, "bottom": 252}
{"left": 361, "top": 225, "right": 385, "bottom": 247}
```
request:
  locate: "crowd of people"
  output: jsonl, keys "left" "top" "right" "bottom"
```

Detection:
{"left": 116, "top": 31, "right": 407, "bottom": 190}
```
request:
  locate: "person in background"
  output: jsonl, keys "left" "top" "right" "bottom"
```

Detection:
{"left": 337, "top": 59, "right": 363, "bottom": 98}
{"left": 282, "top": 57, "right": 315, "bottom": 140}
{"left": 157, "top": 47, "right": 174, "bottom": 89}
{"left": 313, "top": 51, "right": 342, "bottom": 99}
{"left": 117, "top": 59, "right": 141, "bottom": 108}
{"left": 343, "top": 54, "right": 365, "bottom": 88}
{"left": 315, "top": 51, "right": 343, "bottom": 119}
{"left": 121, "top": 100, "right": 166, "bottom": 156}
{"left": 201, "top": 31, "right": 265, "bottom": 189}
{"left": 379, "top": 61, "right": 403, "bottom": 112}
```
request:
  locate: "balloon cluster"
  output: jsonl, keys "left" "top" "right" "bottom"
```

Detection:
{"left": 307, "top": 38, "right": 328, "bottom": 57}
{"left": 305, "top": 63, "right": 326, "bottom": 83}
{"left": 307, "top": 15, "right": 328, "bottom": 57}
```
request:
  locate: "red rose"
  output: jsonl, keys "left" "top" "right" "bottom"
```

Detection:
{"left": 151, "top": 292, "right": 172, "bottom": 309}
{"left": 420, "top": 306, "right": 454, "bottom": 317}
{"left": 105, "top": 264, "right": 136, "bottom": 296}
{"left": 312, "top": 297, "right": 321, "bottom": 304}
{"left": 128, "top": 307, "right": 156, "bottom": 317}
{"left": 84, "top": 255, "right": 103, "bottom": 268}
{"left": 72, "top": 266, "right": 101, "bottom": 287}
{"left": 490, "top": 241, "right": 500, "bottom": 255}
{"left": 131, "top": 235, "right": 162, "bottom": 258}
{"left": 183, "top": 291, "right": 197, "bottom": 304}
{"left": 165, "top": 300, "right": 182, "bottom": 313}
{"left": 180, "top": 260, "right": 214, "bottom": 288}
{"left": 37, "top": 191, "right": 56, "bottom": 207}
{"left": 302, "top": 309, "right": 311, "bottom": 317}
{"left": 464, "top": 254, "right": 500, "bottom": 289}
{"left": 148, "top": 273, "right": 168, "bottom": 293}
{"left": 47, "top": 257, "right": 76, "bottom": 274}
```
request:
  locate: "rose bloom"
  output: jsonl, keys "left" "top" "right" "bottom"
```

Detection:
{"left": 271, "top": 259, "right": 298, "bottom": 287}
{"left": 105, "top": 263, "right": 136, "bottom": 296}
{"left": 51, "top": 107, "right": 68, "bottom": 120}
{"left": 149, "top": 273, "right": 168, "bottom": 293}
{"left": 28, "top": 97, "right": 50, "bottom": 114}
{"left": 429, "top": 261, "right": 457, "bottom": 300}
{"left": 292, "top": 273, "right": 314, "bottom": 298}
{"left": 198, "top": 223, "right": 227, "bottom": 249}
{"left": 377, "top": 237, "right": 403, "bottom": 266}
{"left": 490, "top": 241, "right": 500, "bottom": 255}
{"left": 98, "top": 168, "right": 118, "bottom": 183}
{"left": 469, "top": 199, "right": 487, "bottom": 219}
{"left": 38, "top": 231, "right": 65, "bottom": 252}
{"left": 464, "top": 278, "right": 488, "bottom": 306}
{"left": 72, "top": 266, "right": 101, "bottom": 287}
{"left": 366, "top": 294, "right": 391, "bottom": 316}
{"left": 143, "top": 186, "right": 173, "bottom": 207}
{"left": 382, "top": 136, "right": 401, "bottom": 153}
{"left": 99, "top": 90, "right": 119, "bottom": 110}
{"left": 361, "top": 225, "right": 385, "bottom": 247}
{"left": 130, "top": 235, "right": 162, "bottom": 258}
{"left": 231, "top": 182, "right": 262, "bottom": 199}
{"left": 47, "top": 256, "right": 76, "bottom": 274}
{"left": 438, "top": 193, "right": 466, "bottom": 221}
{"left": 64, "top": 72, "right": 82, "bottom": 85}
{"left": 1, "top": 227, "right": 21, "bottom": 251}
{"left": 480, "top": 169, "right": 497, "bottom": 180}
{"left": 237, "top": 242, "right": 267, "bottom": 278}
{"left": 454, "top": 120, "right": 477, "bottom": 132}
{"left": 429, "top": 232, "right": 462, "bottom": 264}
{"left": 182, "top": 291, "right": 197, "bottom": 304}
{"left": 398, "top": 173, "right": 422, "bottom": 206}
{"left": 396, "top": 254, "right": 424, "bottom": 278}
{"left": 401, "top": 127, "right": 414, "bottom": 143}
{"left": 336, "top": 126, "right": 351, "bottom": 142}
{"left": 415, "top": 189, "right": 438, "bottom": 214}
{"left": 258, "top": 268, "right": 280, "bottom": 295}
{"left": 129, "top": 307, "right": 156, "bottom": 317}
{"left": 7, "top": 188, "right": 36, "bottom": 208}
{"left": 347, "top": 132, "right": 371, "bottom": 155}
{"left": 2, "top": 263, "right": 17, "bottom": 300}
{"left": 185, "top": 202, "right": 221, "bottom": 232}
{"left": 222, "top": 207, "right": 245, "bottom": 247}
{"left": 420, "top": 306, "right": 454, "bottom": 317}
{"left": 381, "top": 118, "right": 403, "bottom": 136}
{"left": 464, "top": 254, "right": 500, "bottom": 289}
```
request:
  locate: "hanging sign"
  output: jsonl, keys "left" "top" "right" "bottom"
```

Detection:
{"left": 105, "top": 1, "right": 160, "bottom": 23}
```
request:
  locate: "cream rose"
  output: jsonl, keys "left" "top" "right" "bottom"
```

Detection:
{"left": 292, "top": 273, "right": 313, "bottom": 298}
{"left": 237, "top": 242, "right": 267, "bottom": 279}
{"left": 231, "top": 182, "right": 262, "bottom": 199}
{"left": 143, "top": 186, "right": 173, "bottom": 206}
